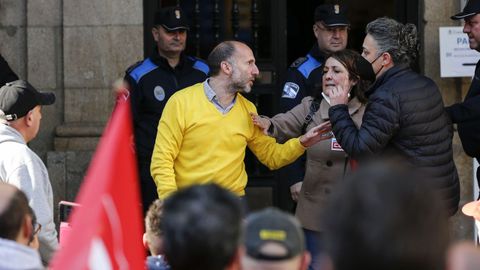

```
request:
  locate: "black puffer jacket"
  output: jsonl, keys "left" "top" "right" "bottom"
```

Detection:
{"left": 329, "top": 64, "right": 460, "bottom": 215}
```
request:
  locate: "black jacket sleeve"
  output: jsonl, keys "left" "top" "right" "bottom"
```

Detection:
{"left": 328, "top": 92, "right": 400, "bottom": 159}
{"left": 0, "top": 54, "right": 18, "bottom": 85}
{"left": 446, "top": 61, "right": 480, "bottom": 123}
{"left": 446, "top": 96, "right": 480, "bottom": 123}
{"left": 124, "top": 73, "right": 141, "bottom": 124}
{"left": 277, "top": 69, "right": 308, "bottom": 186}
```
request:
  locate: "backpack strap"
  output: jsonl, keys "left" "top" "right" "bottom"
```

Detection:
{"left": 301, "top": 97, "right": 320, "bottom": 134}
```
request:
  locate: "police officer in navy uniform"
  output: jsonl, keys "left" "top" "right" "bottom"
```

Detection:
{"left": 449, "top": 0, "right": 480, "bottom": 199}
{"left": 279, "top": 4, "right": 349, "bottom": 205}
{"left": 125, "top": 6, "right": 209, "bottom": 213}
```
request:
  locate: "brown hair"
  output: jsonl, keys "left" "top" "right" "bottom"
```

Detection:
{"left": 145, "top": 199, "right": 164, "bottom": 255}
{"left": 0, "top": 187, "right": 30, "bottom": 241}
{"left": 326, "top": 49, "right": 373, "bottom": 104}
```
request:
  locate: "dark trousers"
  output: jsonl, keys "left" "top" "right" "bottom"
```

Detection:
{"left": 139, "top": 160, "right": 158, "bottom": 215}
{"left": 304, "top": 228, "right": 323, "bottom": 270}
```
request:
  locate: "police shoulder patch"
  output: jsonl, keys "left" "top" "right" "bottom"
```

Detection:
{"left": 290, "top": 57, "right": 308, "bottom": 68}
{"left": 126, "top": 60, "right": 143, "bottom": 74}
{"left": 281, "top": 82, "right": 300, "bottom": 99}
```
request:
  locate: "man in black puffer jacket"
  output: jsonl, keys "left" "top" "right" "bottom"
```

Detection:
{"left": 328, "top": 17, "right": 459, "bottom": 216}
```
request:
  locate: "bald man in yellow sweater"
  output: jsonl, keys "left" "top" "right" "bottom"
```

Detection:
{"left": 151, "top": 41, "right": 332, "bottom": 199}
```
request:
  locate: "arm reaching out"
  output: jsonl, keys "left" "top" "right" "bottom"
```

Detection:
{"left": 299, "top": 121, "right": 333, "bottom": 147}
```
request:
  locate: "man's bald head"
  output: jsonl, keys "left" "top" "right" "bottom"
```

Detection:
{"left": 0, "top": 182, "right": 31, "bottom": 241}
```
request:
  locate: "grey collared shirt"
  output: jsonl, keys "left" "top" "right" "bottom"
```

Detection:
{"left": 203, "top": 79, "right": 236, "bottom": 114}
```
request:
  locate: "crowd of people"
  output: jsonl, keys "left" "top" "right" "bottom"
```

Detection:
{"left": 2, "top": 1, "right": 480, "bottom": 270}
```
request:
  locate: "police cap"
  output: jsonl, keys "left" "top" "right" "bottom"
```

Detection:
{"left": 451, "top": 0, "right": 480, "bottom": 20}
{"left": 314, "top": 4, "right": 349, "bottom": 27}
{"left": 154, "top": 6, "right": 189, "bottom": 31}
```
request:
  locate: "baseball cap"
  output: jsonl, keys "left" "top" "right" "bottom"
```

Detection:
{"left": 314, "top": 4, "right": 349, "bottom": 27}
{"left": 0, "top": 80, "right": 55, "bottom": 121}
{"left": 244, "top": 207, "right": 305, "bottom": 261}
{"left": 451, "top": 0, "right": 480, "bottom": 20}
{"left": 154, "top": 6, "right": 189, "bottom": 31}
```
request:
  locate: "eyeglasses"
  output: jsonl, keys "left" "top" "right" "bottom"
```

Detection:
{"left": 33, "top": 223, "right": 42, "bottom": 235}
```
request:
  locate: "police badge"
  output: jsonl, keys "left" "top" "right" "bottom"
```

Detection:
{"left": 334, "top": 4, "right": 340, "bottom": 14}
{"left": 281, "top": 82, "right": 300, "bottom": 99}
{"left": 154, "top": 85, "right": 166, "bottom": 101}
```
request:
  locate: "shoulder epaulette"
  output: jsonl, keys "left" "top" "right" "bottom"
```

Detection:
{"left": 127, "top": 58, "right": 159, "bottom": 83}
{"left": 297, "top": 54, "right": 322, "bottom": 78}
{"left": 188, "top": 56, "right": 210, "bottom": 75}
{"left": 290, "top": 57, "right": 308, "bottom": 68}
{"left": 126, "top": 60, "right": 143, "bottom": 74}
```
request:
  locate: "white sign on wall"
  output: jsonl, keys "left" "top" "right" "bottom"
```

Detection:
{"left": 439, "top": 26, "right": 480, "bottom": 77}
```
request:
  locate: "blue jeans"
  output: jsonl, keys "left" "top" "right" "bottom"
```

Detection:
{"left": 303, "top": 228, "right": 323, "bottom": 270}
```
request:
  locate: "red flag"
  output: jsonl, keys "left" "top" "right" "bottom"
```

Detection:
{"left": 50, "top": 93, "right": 145, "bottom": 269}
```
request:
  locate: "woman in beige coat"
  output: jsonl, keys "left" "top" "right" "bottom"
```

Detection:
{"left": 252, "top": 49, "right": 375, "bottom": 269}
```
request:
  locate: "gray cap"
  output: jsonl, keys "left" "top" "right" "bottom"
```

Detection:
{"left": 244, "top": 207, "right": 305, "bottom": 261}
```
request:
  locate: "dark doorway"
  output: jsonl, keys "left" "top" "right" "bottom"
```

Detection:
{"left": 286, "top": 0, "right": 420, "bottom": 64}
{"left": 142, "top": 0, "right": 421, "bottom": 212}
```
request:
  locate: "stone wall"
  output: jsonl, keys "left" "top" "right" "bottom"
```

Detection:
{"left": 0, "top": 0, "right": 143, "bottom": 220}
{"left": 49, "top": 0, "right": 143, "bottom": 209}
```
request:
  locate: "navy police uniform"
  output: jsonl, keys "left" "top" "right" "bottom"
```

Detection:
{"left": 280, "top": 45, "right": 326, "bottom": 113}
{"left": 446, "top": 60, "right": 480, "bottom": 195}
{"left": 279, "top": 44, "right": 326, "bottom": 188}
{"left": 449, "top": 0, "right": 480, "bottom": 198}
{"left": 125, "top": 51, "right": 209, "bottom": 212}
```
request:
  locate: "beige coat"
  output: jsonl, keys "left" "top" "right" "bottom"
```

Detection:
{"left": 269, "top": 96, "right": 365, "bottom": 232}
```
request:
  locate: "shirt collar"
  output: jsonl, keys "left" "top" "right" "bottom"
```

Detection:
{"left": 310, "top": 44, "right": 327, "bottom": 61}
{"left": 203, "top": 79, "right": 216, "bottom": 102}
{"left": 150, "top": 47, "right": 187, "bottom": 70}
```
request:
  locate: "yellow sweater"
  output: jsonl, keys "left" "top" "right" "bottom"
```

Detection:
{"left": 151, "top": 83, "right": 305, "bottom": 199}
